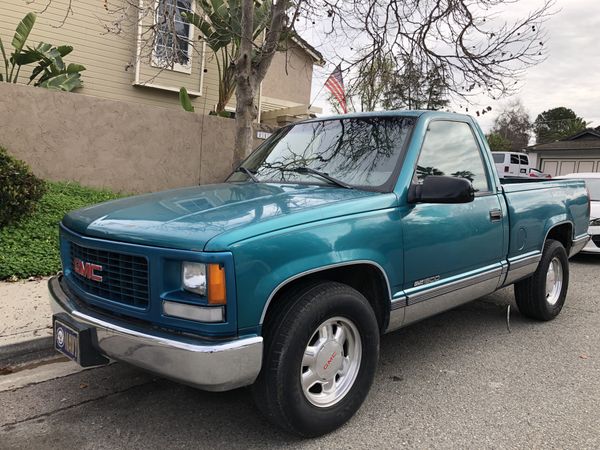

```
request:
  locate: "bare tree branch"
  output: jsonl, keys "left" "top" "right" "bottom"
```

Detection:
{"left": 40, "top": 0, "right": 556, "bottom": 161}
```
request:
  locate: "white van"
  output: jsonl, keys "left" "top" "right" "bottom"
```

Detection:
{"left": 492, "top": 152, "right": 531, "bottom": 178}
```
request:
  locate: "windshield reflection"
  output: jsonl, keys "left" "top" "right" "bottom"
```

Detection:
{"left": 229, "top": 116, "right": 415, "bottom": 190}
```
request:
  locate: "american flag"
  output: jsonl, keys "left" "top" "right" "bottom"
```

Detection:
{"left": 325, "top": 64, "right": 347, "bottom": 113}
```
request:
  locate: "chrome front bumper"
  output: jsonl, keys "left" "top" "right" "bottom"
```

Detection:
{"left": 48, "top": 276, "right": 263, "bottom": 392}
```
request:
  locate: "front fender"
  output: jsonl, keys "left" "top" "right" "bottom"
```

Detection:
{"left": 230, "top": 208, "right": 402, "bottom": 333}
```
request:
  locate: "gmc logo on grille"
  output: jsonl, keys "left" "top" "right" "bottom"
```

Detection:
{"left": 73, "top": 258, "right": 103, "bottom": 282}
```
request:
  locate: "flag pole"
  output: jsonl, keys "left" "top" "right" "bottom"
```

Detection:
{"left": 309, "top": 64, "right": 348, "bottom": 113}
{"left": 308, "top": 77, "right": 329, "bottom": 110}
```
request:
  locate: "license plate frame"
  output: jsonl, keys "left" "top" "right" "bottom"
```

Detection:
{"left": 54, "top": 318, "right": 79, "bottom": 362}
{"left": 52, "top": 313, "right": 109, "bottom": 367}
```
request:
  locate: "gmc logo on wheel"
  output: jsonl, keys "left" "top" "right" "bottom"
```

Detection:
{"left": 73, "top": 258, "right": 103, "bottom": 282}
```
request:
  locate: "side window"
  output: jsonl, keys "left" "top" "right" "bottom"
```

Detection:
{"left": 492, "top": 153, "right": 505, "bottom": 164}
{"left": 510, "top": 154, "right": 520, "bottom": 164}
{"left": 416, "top": 121, "right": 490, "bottom": 193}
{"left": 520, "top": 155, "right": 529, "bottom": 165}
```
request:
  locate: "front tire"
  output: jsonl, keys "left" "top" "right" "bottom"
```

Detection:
{"left": 252, "top": 281, "right": 379, "bottom": 437}
{"left": 514, "top": 239, "right": 569, "bottom": 321}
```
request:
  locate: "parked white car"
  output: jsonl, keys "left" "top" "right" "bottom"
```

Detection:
{"left": 492, "top": 152, "right": 532, "bottom": 178}
{"left": 556, "top": 173, "right": 600, "bottom": 254}
{"left": 528, "top": 168, "right": 552, "bottom": 179}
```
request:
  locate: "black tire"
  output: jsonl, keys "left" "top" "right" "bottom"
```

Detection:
{"left": 514, "top": 239, "right": 569, "bottom": 321}
{"left": 252, "top": 281, "right": 379, "bottom": 437}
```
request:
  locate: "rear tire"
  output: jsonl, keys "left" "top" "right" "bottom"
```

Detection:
{"left": 252, "top": 281, "right": 379, "bottom": 437}
{"left": 514, "top": 239, "right": 569, "bottom": 321}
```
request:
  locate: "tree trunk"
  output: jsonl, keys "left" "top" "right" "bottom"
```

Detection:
{"left": 231, "top": 0, "right": 289, "bottom": 167}
{"left": 232, "top": 0, "right": 256, "bottom": 167}
{"left": 233, "top": 79, "right": 258, "bottom": 166}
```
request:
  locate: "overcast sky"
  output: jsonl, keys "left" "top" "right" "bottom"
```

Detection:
{"left": 308, "top": 0, "right": 600, "bottom": 133}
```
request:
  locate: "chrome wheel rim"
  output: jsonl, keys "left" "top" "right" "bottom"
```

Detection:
{"left": 546, "top": 257, "right": 563, "bottom": 306}
{"left": 300, "top": 316, "right": 362, "bottom": 408}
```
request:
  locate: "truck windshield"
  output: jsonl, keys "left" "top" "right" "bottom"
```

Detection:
{"left": 228, "top": 116, "right": 415, "bottom": 190}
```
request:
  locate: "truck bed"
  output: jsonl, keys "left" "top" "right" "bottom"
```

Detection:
{"left": 500, "top": 178, "right": 589, "bottom": 259}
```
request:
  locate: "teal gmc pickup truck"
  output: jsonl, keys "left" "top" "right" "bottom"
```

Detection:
{"left": 49, "top": 111, "right": 590, "bottom": 436}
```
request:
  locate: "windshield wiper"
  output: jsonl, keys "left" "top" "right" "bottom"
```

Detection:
{"left": 291, "top": 167, "right": 353, "bottom": 189}
{"left": 235, "top": 166, "right": 259, "bottom": 183}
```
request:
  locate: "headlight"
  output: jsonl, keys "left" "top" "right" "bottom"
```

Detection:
{"left": 590, "top": 218, "right": 600, "bottom": 227}
{"left": 182, "top": 262, "right": 207, "bottom": 295}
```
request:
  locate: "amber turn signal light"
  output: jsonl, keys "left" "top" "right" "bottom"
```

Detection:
{"left": 207, "top": 264, "right": 226, "bottom": 305}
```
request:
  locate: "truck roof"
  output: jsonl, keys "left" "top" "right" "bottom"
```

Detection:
{"left": 308, "top": 110, "right": 473, "bottom": 123}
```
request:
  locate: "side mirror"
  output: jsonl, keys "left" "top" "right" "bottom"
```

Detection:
{"left": 408, "top": 175, "right": 475, "bottom": 204}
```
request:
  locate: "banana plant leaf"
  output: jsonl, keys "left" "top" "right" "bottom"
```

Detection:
{"left": 179, "top": 87, "right": 195, "bottom": 112}
{"left": 15, "top": 43, "right": 62, "bottom": 67}
{"left": 66, "top": 63, "right": 86, "bottom": 73}
{"left": 38, "top": 73, "right": 83, "bottom": 91}
{"left": 182, "top": 11, "right": 231, "bottom": 51}
{"left": 57, "top": 45, "right": 73, "bottom": 57}
{"left": 11, "top": 12, "right": 36, "bottom": 55}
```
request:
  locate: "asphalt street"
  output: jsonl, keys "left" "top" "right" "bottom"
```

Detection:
{"left": 1, "top": 255, "right": 599, "bottom": 449}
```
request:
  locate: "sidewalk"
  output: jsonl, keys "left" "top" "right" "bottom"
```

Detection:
{"left": 0, "top": 277, "right": 53, "bottom": 363}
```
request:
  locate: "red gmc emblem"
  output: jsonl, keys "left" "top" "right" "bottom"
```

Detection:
{"left": 73, "top": 257, "right": 103, "bottom": 282}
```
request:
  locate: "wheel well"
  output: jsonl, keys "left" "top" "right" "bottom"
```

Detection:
{"left": 546, "top": 223, "right": 572, "bottom": 253}
{"left": 262, "top": 264, "right": 390, "bottom": 333}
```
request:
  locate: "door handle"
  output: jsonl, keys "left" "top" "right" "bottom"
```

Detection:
{"left": 489, "top": 209, "right": 503, "bottom": 222}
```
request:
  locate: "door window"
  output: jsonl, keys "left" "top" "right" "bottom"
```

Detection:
{"left": 416, "top": 121, "right": 491, "bottom": 193}
{"left": 519, "top": 155, "right": 529, "bottom": 165}
{"left": 510, "top": 154, "right": 520, "bottom": 164}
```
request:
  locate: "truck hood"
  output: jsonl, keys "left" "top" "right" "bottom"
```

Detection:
{"left": 63, "top": 183, "right": 394, "bottom": 251}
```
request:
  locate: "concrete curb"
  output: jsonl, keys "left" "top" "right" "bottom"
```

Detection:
{"left": 0, "top": 336, "right": 54, "bottom": 366}
{"left": 1, "top": 276, "right": 54, "bottom": 366}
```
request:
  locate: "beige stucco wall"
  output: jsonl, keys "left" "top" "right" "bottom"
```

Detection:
{"left": 0, "top": 84, "right": 268, "bottom": 193}
{"left": 1, "top": 1, "right": 316, "bottom": 117}
{"left": 262, "top": 44, "right": 314, "bottom": 106}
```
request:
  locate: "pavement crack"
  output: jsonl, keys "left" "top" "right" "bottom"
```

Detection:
{"left": 0, "top": 378, "right": 156, "bottom": 430}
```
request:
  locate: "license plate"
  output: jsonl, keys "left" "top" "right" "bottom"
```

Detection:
{"left": 54, "top": 320, "right": 79, "bottom": 362}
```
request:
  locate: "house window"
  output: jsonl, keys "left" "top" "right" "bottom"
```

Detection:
{"left": 153, "top": 0, "right": 194, "bottom": 73}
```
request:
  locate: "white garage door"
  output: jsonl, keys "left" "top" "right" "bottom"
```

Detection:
{"left": 541, "top": 159, "right": 600, "bottom": 176}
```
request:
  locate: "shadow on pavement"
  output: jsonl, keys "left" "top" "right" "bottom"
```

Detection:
{"left": 571, "top": 252, "right": 600, "bottom": 265}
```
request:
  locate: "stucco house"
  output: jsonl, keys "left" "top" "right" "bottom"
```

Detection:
{"left": 1, "top": 0, "right": 324, "bottom": 124}
{"left": 528, "top": 127, "right": 600, "bottom": 176}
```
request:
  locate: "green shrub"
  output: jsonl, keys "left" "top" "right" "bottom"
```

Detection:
{"left": 0, "top": 181, "right": 122, "bottom": 279}
{"left": 0, "top": 147, "right": 47, "bottom": 227}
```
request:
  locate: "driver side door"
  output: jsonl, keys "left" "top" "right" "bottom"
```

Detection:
{"left": 401, "top": 120, "right": 506, "bottom": 325}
